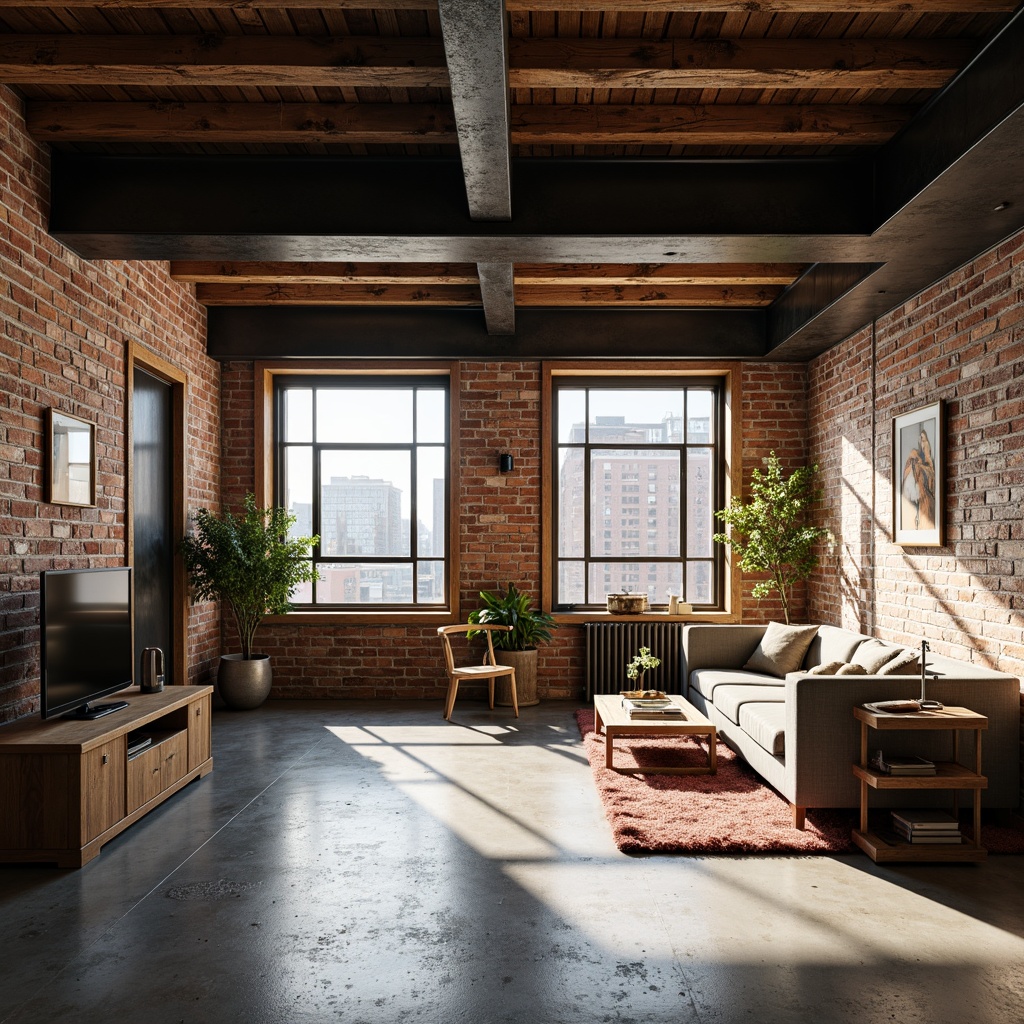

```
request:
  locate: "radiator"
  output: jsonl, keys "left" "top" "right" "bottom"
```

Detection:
{"left": 585, "top": 622, "right": 684, "bottom": 699}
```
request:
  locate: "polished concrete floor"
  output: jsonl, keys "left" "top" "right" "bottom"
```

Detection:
{"left": 1, "top": 700, "right": 1023, "bottom": 1024}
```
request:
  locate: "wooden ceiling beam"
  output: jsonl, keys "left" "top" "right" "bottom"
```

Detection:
{"left": 27, "top": 101, "right": 458, "bottom": 144}
{"left": 0, "top": 0, "right": 1013, "bottom": 10}
{"left": 169, "top": 261, "right": 803, "bottom": 286}
{"left": 27, "top": 101, "right": 911, "bottom": 145}
{"left": 0, "top": 35, "right": 972, "bottom": 91}
{"left": 504, "top": 0, "right": 1016, "bottom": 10}
{"left": 512, "top": 104, "right": 912, "bottom": 146}
{"left": 169, "top": 261, "right": 478, "bottom": 284}
{"left": 515, "top": 263, "right": 803, "bottom": 285}
{"left": 194, "top": 283, "right": 482, "bottom": 305}
{"left": 193, "top": 281, "right": 786, "bottom": 313}
{"left": 507, "top": 38, "right": 974, "bottom": 91}
{"left": 515, "top": 284, "right": 781, "bottom": 306}
{"left": 0, "top": 35, "right": 449, "bottom": 88}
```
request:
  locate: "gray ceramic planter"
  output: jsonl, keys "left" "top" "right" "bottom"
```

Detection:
{"left": 218, "top": 653, "right": 272, "bottom": 710}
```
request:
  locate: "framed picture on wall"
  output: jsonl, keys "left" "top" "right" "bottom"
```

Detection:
{"left": 892, "top": 400, "right": 943, "bottom": 547}
{"left": 45, "top": 409, "right": 96, "bottom": 507}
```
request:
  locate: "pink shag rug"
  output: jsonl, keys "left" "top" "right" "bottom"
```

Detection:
{"left": 575, "top": 709, "right": 1024, "bottom": 856}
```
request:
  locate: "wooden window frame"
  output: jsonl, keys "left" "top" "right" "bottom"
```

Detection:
{"left": 541, "top": 361, "right": 742, "bottom": 625}
{"left": 255, "top": 361, "right": 461, "bottom": 625}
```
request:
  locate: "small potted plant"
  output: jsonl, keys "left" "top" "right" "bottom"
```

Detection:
{"left": 181, "top": 494, "right": 318, "bottom": 709}
{"left": 468, "top": 582, "right": 557, "bottom": 707}
{"left": 625, "top": 647, "right": 662, "bottom": 692}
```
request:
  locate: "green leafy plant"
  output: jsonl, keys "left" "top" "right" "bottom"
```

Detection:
{"left": 626, "top": 647, "right": 661, "bottom": 688}
{"left": 713, "top": 452, "right": 828, "bottom": 625}
{"left": 468, "top": 582, "right": 557, "bottom": 651}
{"left": 181, "top": 494, "right": 319, "bottom": 660}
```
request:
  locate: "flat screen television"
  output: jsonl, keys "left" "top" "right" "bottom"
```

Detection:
{"left": 40, "top": 566, "right": 133, "bottom": 720}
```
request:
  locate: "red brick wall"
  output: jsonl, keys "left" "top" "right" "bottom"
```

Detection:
{"left": 739, "top": 362, "right": 812, "bottom": 625}
{"left": 807, "top": 228, "right": 1024, "bottom": 682}
{"left": 807, "top": 228, "right": 1024, "bottom": 807}
{"left": 0, "top": 86, "right": 221, "bottom": 722}
{"left": 216, "top": 361, "right": 809, "bottom": 701}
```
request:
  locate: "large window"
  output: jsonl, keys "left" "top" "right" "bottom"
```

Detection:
{"left": 273, "top": 373, "right": 452, "bottom": 610}
{"left": 551, "top": 376, "right": 725, "bottom": 611}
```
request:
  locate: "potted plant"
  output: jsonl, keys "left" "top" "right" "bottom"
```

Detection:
{"left": 468, "top": 582, "right": 557, "bottom": 707}
{"left": 181, "top": 493, "right": 318, "bottom": 709}
{"left": 713, "top": 452, "right": 828, "bottom": 625}
{"left": 625, "top": 647, "right": 661, "bottom": 691}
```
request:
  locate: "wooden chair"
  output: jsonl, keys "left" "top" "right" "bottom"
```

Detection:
{"left": 437, "top": 624, "right": 518, "bottom": 721}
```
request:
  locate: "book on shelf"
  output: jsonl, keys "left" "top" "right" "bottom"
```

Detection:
{"left": 893, "top": 827, "right": 963, "bottom": 844}
{"left": 869, "top": 751, "right": 936, "bottom": 776}
{"left": 891, "top": 809, "right": 961, "bottom": 844}
{"left": 891, "top": 809, "right": 960, "bottom": 831}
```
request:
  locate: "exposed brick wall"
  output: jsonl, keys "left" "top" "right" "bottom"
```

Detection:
{"left": 807, "top": 229, "right": 1024, "bottom": 808}
{"left": 738, "top": 362, "right": 813, "bottom": 625}
{"left": 0, "top": 86, "right": 221, "bottom": 721}
{"left": 807, "top": 229, "right": 1024, "bottom": 679}
{"left": 216, "top": 361, "right": 585, "bottom": 700}
{"left": 214, "top": 360, "right": 809, "bottom": 701}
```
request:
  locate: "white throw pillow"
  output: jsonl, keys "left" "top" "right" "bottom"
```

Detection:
{"left": 878, "top": 647, "right": 921, "bottom": 675}
{"left": 851, "top": 638, "right": 901, "bottom": 674}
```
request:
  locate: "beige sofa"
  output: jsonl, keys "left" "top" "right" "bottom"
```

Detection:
{"left": 682, "top": 623, "right": 1021, "bottom": 828}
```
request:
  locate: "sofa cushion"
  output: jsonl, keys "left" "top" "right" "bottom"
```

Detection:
{"left": 689, "top": 668, "right": 782, "bottom": 702}
{"left": 739, "top": 701, "right": 787, "bottom": 756}
{"left": 809, "top": 660, "right": 844, "bottom": 675}
{"left": 803, "top": 624, "right": 867, "bottom": 670}
{"left": 851, "top": 638, "right": 901, "bottom": 674}
{"left": 711, "top": 683, "right": 785, "bottom": 724}
{"left": 836, "top": 662, "right": 867, "bottom": 675}
{"left": 743, "top": 622, "right": 819, "bottom": 678}
{"left": 878, "top": 647, "right": 920, "bottom": 675}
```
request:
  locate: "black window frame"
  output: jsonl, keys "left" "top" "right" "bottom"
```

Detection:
{"left": 272, "top": 373, "right": 452, "bottom": 611}
{"left": 551, "top": 375, "right": 726, "bottom": 612}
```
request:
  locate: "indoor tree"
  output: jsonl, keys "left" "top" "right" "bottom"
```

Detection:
{"left": 181, "top": 494, "right": 318, "bottom": 660}
{"left": 713, "top": 453, "right": 828, "bottom": 625}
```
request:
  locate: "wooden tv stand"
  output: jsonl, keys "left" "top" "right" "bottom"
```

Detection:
{"left": 0, "top": 686, "right": 213, "bottom": 868}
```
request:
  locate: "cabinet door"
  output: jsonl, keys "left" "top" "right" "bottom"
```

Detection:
{"left": 188, "top": 694, "right": 212, "bottom": 770}
{"left": 81, "top": 740, "right": 126, "bottom": 842}
{"left": 127, "top": 732, "right": 188, "bottom": 813}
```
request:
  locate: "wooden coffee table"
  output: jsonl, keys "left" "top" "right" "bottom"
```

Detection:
{"left": 593, "top": 693, "right": 717, "bottom": 775}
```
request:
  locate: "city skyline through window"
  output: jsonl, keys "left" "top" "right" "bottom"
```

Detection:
{"left": 554, "top": 382, "right": 722, "bottom": 610}
{"left": 275, "top": 379, "right": 448, "bottom": 607}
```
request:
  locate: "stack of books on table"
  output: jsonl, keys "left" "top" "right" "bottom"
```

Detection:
{"left": 891, "top": 810, "right": 962, "bottom": 844}
{"left": 621, "top": 698, "right": 684, "bottom": 720}
{"left": 868, "top": 751, "right": 936, "bottom": 776}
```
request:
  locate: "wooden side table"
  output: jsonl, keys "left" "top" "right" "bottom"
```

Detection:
{"left": 852, "top": 705, "right": 987, "bottom": 863}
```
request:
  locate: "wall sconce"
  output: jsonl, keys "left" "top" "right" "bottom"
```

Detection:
{"left": 498, "top": 453, "right": 514, "bottom": 473}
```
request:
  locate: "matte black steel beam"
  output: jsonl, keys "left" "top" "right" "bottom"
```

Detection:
{"left": 768, "top": 263, "right": 884, "bottom": 356}
{"left": 437, "top": 0, "right": 512, "bottom": 220}
{"left": 874, "top": 6, "right": 1024, "bottom": 229}
{"left": 477, "top": 262, "right": 515, "bottom": 335}
{"left": 768, "top": 6, "right": 1024, "bottom": 357}
{"left": 49, "top": 155, "right": 872, "bottom": 262}
{"left": 206, "top": 306, "right": 767, "bottom": 360}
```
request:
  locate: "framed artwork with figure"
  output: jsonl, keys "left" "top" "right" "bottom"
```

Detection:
{"left": 893, "top": 400, "right": 943, "bottom": 547}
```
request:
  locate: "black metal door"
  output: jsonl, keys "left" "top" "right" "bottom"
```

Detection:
{"left": 132, "top": 367, "right": 174, "bottom": 683}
